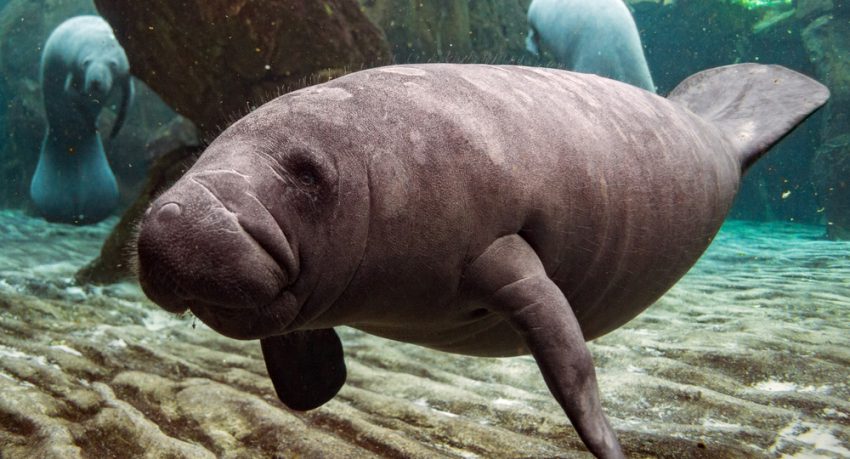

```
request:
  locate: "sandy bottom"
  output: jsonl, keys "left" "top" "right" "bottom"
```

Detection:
{"left": 0, "top": 209, "right": 847, "bottom": 458}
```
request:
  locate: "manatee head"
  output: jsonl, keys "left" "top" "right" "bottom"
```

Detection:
{"left": 135, "top": 97, "right": 370, "bottom": 340}
{"left": 80, "top": 34, "right": 129, "bottom": 100}
{"left": 83, "top": 58, "right": 114, "bottom": 99}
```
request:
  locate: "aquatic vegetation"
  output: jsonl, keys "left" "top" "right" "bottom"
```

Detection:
{"left": 729, "top": 0, "right": 792, "bottom": 10}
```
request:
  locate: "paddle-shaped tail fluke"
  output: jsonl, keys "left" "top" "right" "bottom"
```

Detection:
{"left": 669, "top": 63, "right": 829, "bottom": 171}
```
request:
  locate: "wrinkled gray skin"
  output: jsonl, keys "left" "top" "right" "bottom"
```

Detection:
{"left": 527, "top": 0, "right": 656, "bottom": 92}
{"left": 136, "top": 63, "right": 828, "bottom": 458}
{"left": 32, "top": 15, "right": 134, "bottom": 224}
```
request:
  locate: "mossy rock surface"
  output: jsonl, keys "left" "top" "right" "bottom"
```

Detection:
{"left": 358, "top": 0, "right": 532, "bottom": 64}
{"left": 94, "top": 0, "right": 392, "bottom": 136}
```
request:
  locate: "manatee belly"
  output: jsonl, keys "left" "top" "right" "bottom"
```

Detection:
{"left": 354, "top": 310, "right": 529, "bottom": 357}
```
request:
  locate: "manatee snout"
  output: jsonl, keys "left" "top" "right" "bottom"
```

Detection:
{"left": 137, "top": 171, "right": 297, "bottom": 338}
{"left": 83, "top": 61, "right": 114, "bottom": 99}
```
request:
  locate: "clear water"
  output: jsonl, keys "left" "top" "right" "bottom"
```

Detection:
{"left": 0, "top": 1, "right": 847, "bottom": 457}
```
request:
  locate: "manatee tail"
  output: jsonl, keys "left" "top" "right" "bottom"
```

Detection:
{"left": 668, "top": 63, "right": 829, "bottom": 171}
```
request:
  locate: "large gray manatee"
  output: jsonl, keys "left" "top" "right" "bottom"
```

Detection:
{"left": 31, "top": 15, "right": 134, "bottom": 225}
{"left": 136, "top": 63, "right": 827, "bottom": 458}
{"left": 527, "top": 0, "right": 656, "bottom": 92}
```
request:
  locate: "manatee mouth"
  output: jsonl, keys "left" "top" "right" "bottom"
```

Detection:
{"left": 188, "top": 290, "right": 300, "bottom": 340}
{"left": 191, "top": 171, "right": 299, "bottom": 284}
{"left": 181, "top": 202, "right": 301, "bottom": 341}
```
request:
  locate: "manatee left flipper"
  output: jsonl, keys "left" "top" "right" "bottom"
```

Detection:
{"left": 260, "top": 328, "right": 346, "bottom": 411}
{"left": 465, "top": 235, "right": 624, "bottom": 459}
{"left": 63, "top": 72, "right": 76, "bottom": 93}
{"left": 109, "top": 76, "right": 134, "bottom": 139}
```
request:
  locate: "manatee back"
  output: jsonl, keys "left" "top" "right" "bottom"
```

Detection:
{"left": 298, "top": 64, "right": 745, "bottom": 344}
{"left": 668, "top": 64, "right": 829, "bottom": 170}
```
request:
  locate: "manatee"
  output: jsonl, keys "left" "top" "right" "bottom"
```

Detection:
{"left": 527, "top": 0, "right": 656, "bottom": 92}
{"left": 32, "top": 15, "right": 134, "bottom": 225}
{"left": 135, "top": 63, "right": 828, "bottom": 457}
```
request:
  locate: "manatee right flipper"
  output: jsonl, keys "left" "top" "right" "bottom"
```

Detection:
{"left": 260, "top": 329, "right": 346, "bottom": 411}
{"left": 465, "top": 235, "right": 625, "bottom": 459}
{"left": 109, "top": 76, "right": 134, "bottom": 139}
{"left": 526, "top": 26, "right": 541, "bottom": 57}
{"left": 63, "top": 71, "right": 76, "bottom": 93}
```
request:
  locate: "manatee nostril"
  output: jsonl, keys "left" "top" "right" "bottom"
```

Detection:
{"left": 156, "top": 202, "right": 182, "bottom": 222}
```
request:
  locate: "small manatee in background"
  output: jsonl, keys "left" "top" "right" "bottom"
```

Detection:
{"left": 31, "top": 15, "right": 134, "bottom": 225}
{"left": 527, "top": 0, "right": 656, "bottom": 92}
{"left": 136, "top": 63, "right": 827, "bottom": 458}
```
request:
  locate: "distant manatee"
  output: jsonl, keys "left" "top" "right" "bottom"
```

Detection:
{"left": 31, "top": 15, "right": 134, "bottom": 225}
{"left": 527, "top": 0, "right": 655, "bottom": 92}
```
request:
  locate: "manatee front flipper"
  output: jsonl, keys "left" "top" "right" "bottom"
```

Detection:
{"left": 63, "top": 72, "right": 76, "bottom": 93}
{"left": 465, "top": 235, "right": 624, "bottom": 459}
{"left": 109, "top": 76, "right": 134, "bottom": 139}
{"left": 525, "top": 26, "right": 540, "bottom": 56}
{"left": 260, "top": 329, "right": 346, "bottom": 411}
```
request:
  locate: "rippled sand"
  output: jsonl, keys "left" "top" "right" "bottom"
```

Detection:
{"left": 0, "top": 209, "right": 847, "bottom": 458}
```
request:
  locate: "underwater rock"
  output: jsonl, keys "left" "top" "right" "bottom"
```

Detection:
{"left": 358, "top": 0, "right": 531, "bottom": 63}
{"left": 802, "top": 15, "right": 850, "bottom": 239}
{"left": 796, "top": 0, "right": 833, "bottom": 21}
{"left": 101, "top": 83, "right": 190, "bottom": 209}
{"left": 141, "top": 115, "right": 199, "bottom": 164}
{"left": 0, "top": 0, "right": 178, "bottom": 212}
{"left": 2, "top": 210, "right": 849, "bottom": 457}
{"left": 0, "top": 83, "right": 44, "bottom": 207}
{"left": 93, "top": 0, "right": 392, "bottom": 136}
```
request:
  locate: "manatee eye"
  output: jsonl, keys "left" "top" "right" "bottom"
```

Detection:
{"left": 298, "top": 171, "right": 317, "bottom": 186}
{"left": 285, "top": 151, "right": 323, "bottom": 189}
{"left": 281, "top": 148, "right": 338, "bottom": 216}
